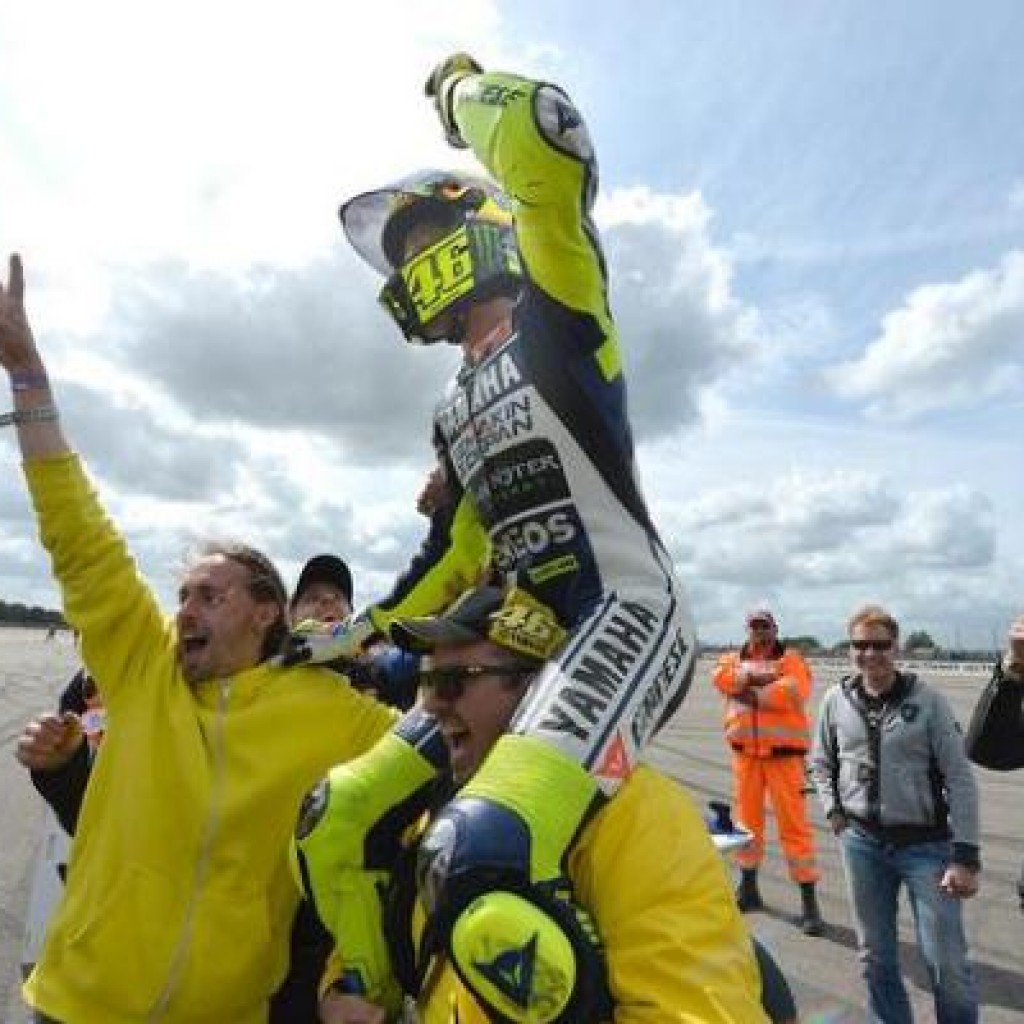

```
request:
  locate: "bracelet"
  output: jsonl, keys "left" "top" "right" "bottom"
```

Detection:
{"left": 0, "top": 405, "right": 59, "bottom": 427}
{"left": 11, "top": 370, "right": 50, "bottom": 393}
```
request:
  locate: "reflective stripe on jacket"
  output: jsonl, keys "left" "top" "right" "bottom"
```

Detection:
{"left": 713, "top": 649, "right": 813, "bottom": 756}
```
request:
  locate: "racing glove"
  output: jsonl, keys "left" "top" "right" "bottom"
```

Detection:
{"left": 367, "top": 646, "right": 421, "bottom": 710}
{"left": 291, "top": 708, "right": 448, "bottom": 1012}
{"left": 415, "top": 736, "right": 608, "bottom": 1021}
{"left": 424, "top": 51, "right": 483, "bottom": 148}
{"left": 276, "top": 613, "right": 377, "bottom": 667}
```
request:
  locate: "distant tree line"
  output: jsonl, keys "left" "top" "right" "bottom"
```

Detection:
{"left": 0, "top": 599, "right": 65, "bottom": 627}
{"left": 703, "top": 630, "right": 997, "bottom": 660}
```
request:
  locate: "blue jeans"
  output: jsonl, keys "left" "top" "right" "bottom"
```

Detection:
{"left": 840, "top": 827, "right": 978, "bottom": 1024}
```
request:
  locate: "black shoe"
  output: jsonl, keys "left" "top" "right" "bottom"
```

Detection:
{"left": 736, "top": 870, "right": 763, "bottom": 912}
{"left": 799, "top": 882, "right": 824, "bottom": 936}
{"left": 800, "top": 911, "right": 824, "bottom": 936}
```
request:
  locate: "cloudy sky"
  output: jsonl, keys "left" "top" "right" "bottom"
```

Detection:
{"left": 1, "top": 0, "right": 1021, "bottom": 648}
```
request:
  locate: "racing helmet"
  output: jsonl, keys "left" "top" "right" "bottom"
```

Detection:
{"left": 339, "top": 169, "right": 522, "bottom": 344}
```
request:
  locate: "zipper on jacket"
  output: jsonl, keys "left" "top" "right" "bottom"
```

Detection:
{"left": 147, "top": 678, "right": 231, "bottom": 1021}
{"left": 849, "top": 683, "right": 885, "bottom": 824}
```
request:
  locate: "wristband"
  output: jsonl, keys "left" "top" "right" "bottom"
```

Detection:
{"left": 11, "top": 370, "right": 50, "bottom": 393}
{"left": 0, "top": 405, "right": 59, "bottom": 427}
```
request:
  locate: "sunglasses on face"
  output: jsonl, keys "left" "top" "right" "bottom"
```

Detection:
{"left": 850, "top": 639, "right": 894, "bottom": 653}
{"left": 416, "top": 663, "right": 537, "bottom": 701}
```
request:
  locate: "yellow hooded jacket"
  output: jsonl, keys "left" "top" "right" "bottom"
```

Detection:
{"left": 22, "top": 454, "right": 397, "bottom": 1023}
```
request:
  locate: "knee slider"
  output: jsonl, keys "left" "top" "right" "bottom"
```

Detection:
{"left": 417, "top": 798, "right": 611, "bottom": 1023}
{"left": 294, "top": 709, "right": 448, "bottom": 893}
{"left": 449, "top": 891, "right": 577, "bottom": 1023}
{"left": 446, "top": 887, "right": 611, "bottom": 1024}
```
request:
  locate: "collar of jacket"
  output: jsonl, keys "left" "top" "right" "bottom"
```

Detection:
{"left": 187, "top": 660, "right": 282, "bottom": 709}
{"left": 739, "top": 640, "right": 785, "bottom": 659}
{"left": 842, "top": 670, "right": 917, "bottom": 711}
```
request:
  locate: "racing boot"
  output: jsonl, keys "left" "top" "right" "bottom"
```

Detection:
{"left": 799, "top": 881, "right": 824, "bottom": 936}
{"left": 735, "top": 868, "right": 763, "bottom": 912}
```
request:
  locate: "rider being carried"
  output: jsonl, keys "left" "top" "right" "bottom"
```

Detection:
{"left": 291, "top": 53, "right": 697, "bottom": 1019}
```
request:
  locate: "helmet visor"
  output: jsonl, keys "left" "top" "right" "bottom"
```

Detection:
{"left": 339, "top": 169, "right": 507, "bottom": 276}
{"left": 396, "top": 224, "right": 477, "bottom": 327}
{"left": 378, "top": 219, "right": 520, "bottom": 344}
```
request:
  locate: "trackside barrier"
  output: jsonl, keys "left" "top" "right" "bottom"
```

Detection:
{"left": 698, "top": 655, "right": 995, "bottom": 680}
{"left": 807, "top": 658, "right": 994, "bottom": 678}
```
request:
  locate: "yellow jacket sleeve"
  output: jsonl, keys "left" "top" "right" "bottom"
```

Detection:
{"left": 25, "top": 454, "right": 172, "bottom": 707}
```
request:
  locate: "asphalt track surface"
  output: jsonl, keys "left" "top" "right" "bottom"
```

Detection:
{"left": 1, "top": 627, "right": 1021, "bottom": 1022}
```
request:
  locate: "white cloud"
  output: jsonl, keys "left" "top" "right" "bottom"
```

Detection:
{"left": 647, "top": 459, "right": 1005, "bottom": 646}
{"left": 596, "top": 187, "right": 756, "bottom": 436}
{"left": 0, "top": 0, "right": 501, "bottom": 274}
{"left": 3, "top": 2, "right": 1022, "bottom": 657}
{"left": 19, "top": 181, "right": 754, "bottom": 490}
{"left": 824, "top": 249, "right": 1024, "bottom": 419}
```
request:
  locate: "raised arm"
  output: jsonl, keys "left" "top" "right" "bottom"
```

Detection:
{"left": 430, "top": 57, "right": 615, "bottom": 354}
{"left": 0, "top": 254, "right": 68, "bottom": 460}
{"left": 1, "top": 254, "right": 169, "bottom": 702}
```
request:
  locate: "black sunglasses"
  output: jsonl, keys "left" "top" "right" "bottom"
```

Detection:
{"left": 850, "top": 639, "right": 894, "bottom": 653}
{"left": 417, "top": 663, "right": 537, "bottom": 701}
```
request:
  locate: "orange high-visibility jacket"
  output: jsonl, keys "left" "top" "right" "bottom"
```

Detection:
{"left": 713, "top": 647, "right": 813, "bottom": 756}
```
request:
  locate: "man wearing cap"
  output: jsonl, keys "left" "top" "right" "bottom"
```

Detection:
{"left": 713, "top": 609, "right": 823, "bottom": 935}
{"left": 291, "top": 553, "right": 355, "bottom": 624}
{"left": 298, "top": 585, "right": 769, "bottom": 1024}
{"left": 290, "top": 553, "right": 420, "bottom": 712}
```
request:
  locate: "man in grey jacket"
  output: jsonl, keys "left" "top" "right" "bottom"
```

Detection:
{"left": 810, "top": 603, "right": 980, "bottom": 1024}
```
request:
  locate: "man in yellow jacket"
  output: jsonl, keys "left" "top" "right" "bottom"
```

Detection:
{"left": 713, "top": 608, "right": 823, "bottom": 935}
{"left": 0, "top": 253, "right": 397, "bottom": 1023}
{"left": 303, "top": 586, "right": 769, "bottom": 1024}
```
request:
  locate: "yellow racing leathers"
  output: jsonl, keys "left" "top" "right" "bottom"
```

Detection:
{"left": 323, "top": 765, "right": 768, "bottom": 1023}
{"left": 313, "top": 66, "right": 699, "bottom": 1007}
{"left": 21, "top": 454, "right": 397, "bottom": 1024}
